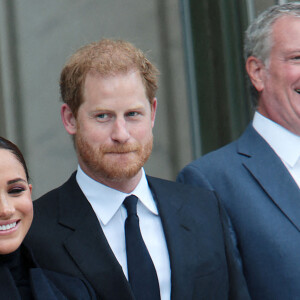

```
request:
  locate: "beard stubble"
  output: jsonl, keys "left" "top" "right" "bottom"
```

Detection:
{"left": 75, "top": 132, "right": 153, "bottom": 182}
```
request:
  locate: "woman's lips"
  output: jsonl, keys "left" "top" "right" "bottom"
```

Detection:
{"left": 0, "top": 220, "right": 20, "bottom": 234}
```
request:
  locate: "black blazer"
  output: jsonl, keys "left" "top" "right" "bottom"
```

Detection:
{"left": 0, "top": 244, "right": 96, "bottom": 300}
{"left": 26, "top": 172, "right": 250, "bottom": 300}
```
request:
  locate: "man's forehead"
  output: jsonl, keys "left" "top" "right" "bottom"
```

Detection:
{"left": 272, "top": 15, "right": 300, "bottom": 33}
{"left": 86, "top": 68, "right": 139, "bottom": 81}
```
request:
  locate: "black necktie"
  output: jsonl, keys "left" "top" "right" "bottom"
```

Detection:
{"left": 123, "top": 195, "right": 161, "bottom": 300}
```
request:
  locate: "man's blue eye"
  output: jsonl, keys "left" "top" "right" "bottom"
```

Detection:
{"left": 128, "top": 112, "right": 138, "bottom": 117}
{"left": 97, "top": 114, "right": 107, "bottom": 119}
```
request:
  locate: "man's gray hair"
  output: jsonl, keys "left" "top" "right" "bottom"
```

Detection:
{"left": 244, "top": 2, "right": 300, "bottom": 106}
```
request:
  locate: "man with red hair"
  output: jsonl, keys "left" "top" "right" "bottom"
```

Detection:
{"left": 27, "top": 39, "right": 249, "bottom": 300}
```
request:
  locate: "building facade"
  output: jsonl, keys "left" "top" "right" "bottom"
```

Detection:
{"left": 0, "top": 0, "right": 290, "bottom": 198}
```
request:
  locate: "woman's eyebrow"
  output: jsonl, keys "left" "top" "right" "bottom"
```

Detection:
{"left": 7, "top": 178, "right": 26, "bottom": 185}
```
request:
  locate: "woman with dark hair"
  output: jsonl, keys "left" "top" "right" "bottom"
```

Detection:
{"left": 0, "top": 136, "right": 96, "bottom": 299}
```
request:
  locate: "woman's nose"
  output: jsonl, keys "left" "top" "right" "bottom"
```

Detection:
{"left": 0, "top": 195, "right": 15, "bottom": 218}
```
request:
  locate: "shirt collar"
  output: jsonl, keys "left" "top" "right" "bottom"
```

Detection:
{"left": 253, "top": 111, "right": 300, "bottom": 167}
{"left": 76, "top": 166, "right": 158, "bottom": 225}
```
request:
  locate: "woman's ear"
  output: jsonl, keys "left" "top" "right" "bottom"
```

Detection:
{"left": 29, "top": 184, "right": 32, "bottom": 195}
{"left": 61, "top": 104, "right": 77, "bottom": 135}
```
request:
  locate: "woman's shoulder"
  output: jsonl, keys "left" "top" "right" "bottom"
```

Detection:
{"left": 22, "top": 244, "right": 97, "bottom": 299}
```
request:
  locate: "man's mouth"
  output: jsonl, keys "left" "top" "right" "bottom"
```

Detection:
{"left": 105, "top": 148, "right": 137, "bottom": 155}
{"left": 108, "top": 151, "right": 134, "bottom": 154}
{"left": 0, "top": 221, "right": 18, "bottom": 231}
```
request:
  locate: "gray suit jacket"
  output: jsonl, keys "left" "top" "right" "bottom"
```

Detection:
{"left": 178, "top": 124, "right": 300, "bottom": 299}
{"left": 26, "top": 172, "right": 249, "bottom": 299}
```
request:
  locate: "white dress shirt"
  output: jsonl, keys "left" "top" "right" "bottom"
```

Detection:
{"left": 76, "top": 166, "right": 171, "bottom": 300}
{"left": 253, "top": 111, "right": 300, "bottom": 188}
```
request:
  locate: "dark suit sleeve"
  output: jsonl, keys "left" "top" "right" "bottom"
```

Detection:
{"left": 35, "top": 269, "right": 98, "bottom": 300}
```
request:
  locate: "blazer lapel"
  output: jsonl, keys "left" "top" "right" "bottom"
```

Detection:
{"left": 58, "top": 173, "right": 133, "bottom": 300}
{"left": 147, "top": 176, "right": 198, "bottom": 300}
{"left": 238, "top": 125, "right": 300, "bottom": 231}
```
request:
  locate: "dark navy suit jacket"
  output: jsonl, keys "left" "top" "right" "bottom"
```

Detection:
{"left": 178, "top": 124, "right": 300, "bottom": 299}
{"left": 26, "top": 172, "right": 249, "bottom": 300}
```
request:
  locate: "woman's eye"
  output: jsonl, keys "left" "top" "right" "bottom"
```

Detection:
{"left": 8, "top": 187, "right": 25, "bottom": 195}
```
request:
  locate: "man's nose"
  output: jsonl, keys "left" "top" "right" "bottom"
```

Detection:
{"left": 0, "top": 194, "right": 15, "bottom": 218}
{"left": 111, "top": 118, "right": 130, "bottom": 143}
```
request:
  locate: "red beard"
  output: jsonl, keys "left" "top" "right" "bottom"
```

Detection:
{"left": 75, "top": 132, "right": 153, "bottom": 182}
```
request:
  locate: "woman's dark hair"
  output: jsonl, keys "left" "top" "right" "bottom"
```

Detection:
{"left": 0, "top": 137, "right": 29, "bottom": 180}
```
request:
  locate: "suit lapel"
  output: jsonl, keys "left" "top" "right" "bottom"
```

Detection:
{"left": 58, "top": 173, "right": 133, "bottom": 300}
{"left": 238, "top": 125, "right": 300, "bottom": 231}
{"left": 147, "top": 176, "right": 198, "bottom": 300}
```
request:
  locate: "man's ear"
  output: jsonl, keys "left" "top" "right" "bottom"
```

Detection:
{"left": 150, "top": 98, "right": 157, "bottom": 128}
{"left": 246, "top": 56, "right": 266, "bottom": 93}
{"left": 61, "top": 104, "right": 77, "bottom": 135}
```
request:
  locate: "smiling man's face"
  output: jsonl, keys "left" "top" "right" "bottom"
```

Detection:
{"left": 249, "top": 15, "right": 300, "bottom": 135}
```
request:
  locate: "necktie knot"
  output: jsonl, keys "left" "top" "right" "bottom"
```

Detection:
{"left": 123, "top": 195, "right": 138, "bottom": 216}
